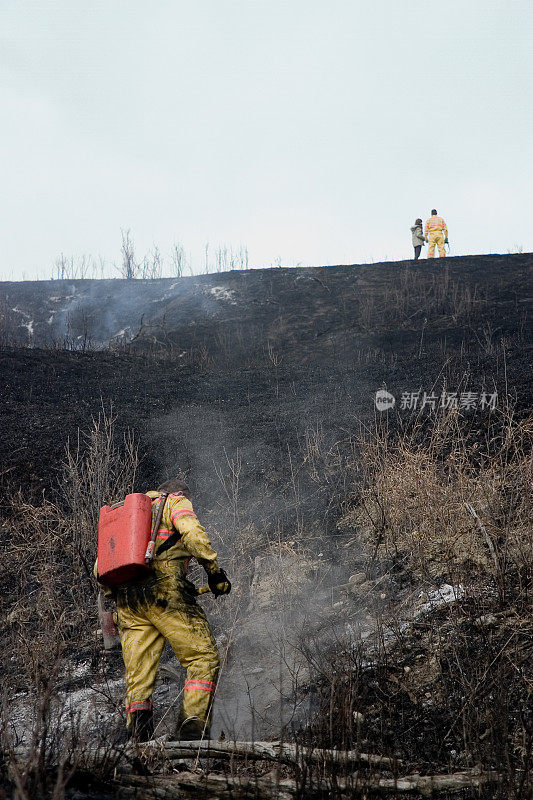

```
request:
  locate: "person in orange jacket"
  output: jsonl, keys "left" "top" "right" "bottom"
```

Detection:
{"left": 425, "top": 209, "right": 448, "bottom": 258}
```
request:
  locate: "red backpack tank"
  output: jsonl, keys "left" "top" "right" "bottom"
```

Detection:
{"left": 97, "top": 493, "right": 152, "bottom": 587}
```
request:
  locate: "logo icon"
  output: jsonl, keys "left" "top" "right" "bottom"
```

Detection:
{"left": 375, "top": 390, "right": 395, "bottom": 412}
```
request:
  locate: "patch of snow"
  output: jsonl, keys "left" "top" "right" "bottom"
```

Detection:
{"left": 395, "top": 583, "right": 466, "bottom": 636}
{"left": 11, "top": 306, "right": 30, "bottom": 318}
{"left": 55, "top": 678, "right": 125, "bottom": 735}
{"left": 111, "top": 328, "right": 130, "bottom": 339}
{"left": 209, "top": 286, "right": 237, "bottom": 304}
{"left": 11, "top": 308, "right": 35, "bottom": 335}
{"left": 71, "top": 661, "right": 91, "bottom": 680}
{"left": 50, "top": 294, "right": 76, "bottom": 302}
{"left": 58, "top": 678, "right": 124, "bottom": 708}
{"left": 419, "top": 583, "right": 465, "bottom": 613}
{"left": 8, "top": 669, "right": 126, "bottom": 747}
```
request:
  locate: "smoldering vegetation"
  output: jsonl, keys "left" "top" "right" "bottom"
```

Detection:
{"left": 0, "top": 401, "right": 531, "bottom": 800}
{"left": 1, "top": 254, "right": 530, "bottom": 362}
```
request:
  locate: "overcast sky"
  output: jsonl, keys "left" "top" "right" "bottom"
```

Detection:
{"left": 1, "top": 0, "right": 532, "bottom": 280}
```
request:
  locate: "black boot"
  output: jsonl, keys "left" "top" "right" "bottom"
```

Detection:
{"left": 128, "top": 710, "right": 154, "bottom": 742}
{"left": 177, "top": 717, "right": 210, "bottom": 741}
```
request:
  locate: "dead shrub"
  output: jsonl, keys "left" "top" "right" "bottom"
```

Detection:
{"left": 61, "top": 405, "right": 139, "bottom": 590}
{"left": 0, "top": 409, "right": 139, "bottom": 798}
{"left": 299, "top": 402, "right": 533, "bottom": 797}
{"left": 341, "top": 407, "right": 532, "bottom": 595}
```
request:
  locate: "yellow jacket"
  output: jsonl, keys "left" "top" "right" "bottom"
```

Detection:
{"left": 145, "top": 490, "right": 219, "bottom": 572}
{"left": 424, "top": 215, "right": 448, "bottom": 238}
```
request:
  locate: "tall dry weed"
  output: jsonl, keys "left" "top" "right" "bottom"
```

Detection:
{"left": 0, "top": 409, "right": 139, "bottom": 798}
{"left": 342, "top": 407, "right": 532, "bottom": 596}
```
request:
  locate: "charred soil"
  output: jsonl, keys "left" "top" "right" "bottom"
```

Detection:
{"left": 1, "top": 254, "right": 532, "bottom": 799}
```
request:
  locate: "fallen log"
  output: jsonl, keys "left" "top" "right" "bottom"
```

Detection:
{"left": 373, "top": 769, "right": 501, "bottom": 795}
{"left": 162, "top": 739, "right": 401, "bottom": 769}
{"left": 117, "top": 766, "right": 501, "bottom": 798}
{"left": 119, "top": 771, "right": 295, "bottom": 800}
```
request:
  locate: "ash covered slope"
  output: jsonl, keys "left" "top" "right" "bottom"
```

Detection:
{"left": 0, "top": 254, "right": 531, "bottom": 503}
{"left": 1, "top": 253, "right": 531, "bottom": 359}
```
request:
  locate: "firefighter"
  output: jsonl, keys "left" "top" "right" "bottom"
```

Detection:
{"left": 425, "top": 209, "right": 448, "bottom": 258}
{"left": 97, "top": 478, "right": 231, "bottom": 742}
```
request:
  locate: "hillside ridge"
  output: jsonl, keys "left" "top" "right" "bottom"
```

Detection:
{"left": 1, "top": 253, "right": 531, "bottom": 354}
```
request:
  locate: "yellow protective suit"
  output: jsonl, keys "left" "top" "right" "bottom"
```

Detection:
{"left": 425, "top": 215, "right": 448, "bottom": 258}
{"left": 100, "top": 491, "right": 222, "bottom": 736}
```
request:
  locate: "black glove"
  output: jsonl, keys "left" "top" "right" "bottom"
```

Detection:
{"left": 207, "top": 568, "right": 232, "bottom": 597}
{"left": 445, "top": 238, "right": 449, "bottom": 244}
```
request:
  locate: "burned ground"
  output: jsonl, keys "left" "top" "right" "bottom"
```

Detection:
{"left": 0, "top": 254, "right": 532, "bottom": 799}
{"left": 1, "top": 253, "right": 531, "bottom": 504}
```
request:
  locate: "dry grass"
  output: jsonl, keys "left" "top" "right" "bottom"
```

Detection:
{"left": 341, "top": 407, "right": 532, "bottom": 596}
{"left": 0, "top": 408, "right": 138, "bottom": 799}
{"left": 298, "top": 403, "right": 533, "bottom": 798}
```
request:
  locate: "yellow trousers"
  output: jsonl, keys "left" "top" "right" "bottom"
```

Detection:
{"left": 427, "top": 230, "right": 445, "bottom": 258}
{"left": 117, "top": 578, "right": 220, "bottom": 732}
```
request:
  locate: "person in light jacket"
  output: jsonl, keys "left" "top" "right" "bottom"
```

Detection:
{"left": 411, "top": 218, "right": 425, "bottom": 260}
